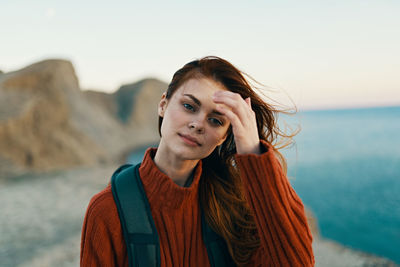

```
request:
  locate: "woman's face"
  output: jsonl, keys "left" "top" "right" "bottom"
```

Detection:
{"left": 158, "top": 77, "right": 231, "bottom": 160}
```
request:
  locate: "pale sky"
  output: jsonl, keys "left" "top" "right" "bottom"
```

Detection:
{"left": 1, "top": 0, "right": 399, "bottom": 110}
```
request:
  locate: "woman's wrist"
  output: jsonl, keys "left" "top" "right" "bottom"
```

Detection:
{"left": 236, "top": 140, "right": 262, "bottom": 155}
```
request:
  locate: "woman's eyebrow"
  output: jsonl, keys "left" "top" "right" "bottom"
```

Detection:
{"left": 183, "top": 94, "right": 224, "bottom": 116}
{"left": 183, "top": 94, "right": 201, "bottom": 106}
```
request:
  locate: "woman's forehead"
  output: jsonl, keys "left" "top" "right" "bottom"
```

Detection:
{"left": 177, "top": 78, "right": 227, "bottom": 96}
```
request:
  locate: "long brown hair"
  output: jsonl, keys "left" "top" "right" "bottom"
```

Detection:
{"left": 158, "top": 56, "right": 296, "bottom": 266}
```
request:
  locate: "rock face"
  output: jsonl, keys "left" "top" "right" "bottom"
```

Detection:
{"left": 84, "top": 78, "right": 167, "bottom": 157}
{"left": 0, "top": 60, "right": 105, "bottom": 174}
{"left": 115, "top": 78, "right": 167, "bottom": 127}
{"left": 0, "top": 59, "right": 168, "bottom": 176}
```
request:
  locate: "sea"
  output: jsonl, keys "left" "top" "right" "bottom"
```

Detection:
{"left": 127, "top": 105, "right": 400, "bottom": 264}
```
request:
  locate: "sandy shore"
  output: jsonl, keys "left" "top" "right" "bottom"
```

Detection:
{"left": 0, "top": 165, "right": 398, "bottom": 267}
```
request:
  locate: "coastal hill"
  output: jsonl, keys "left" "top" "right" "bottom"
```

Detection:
{"left": 0, "top": 59, "right": 167, "bottom": 176}
{"left": 84, "top": 77, "right": 167, "bottom": 156}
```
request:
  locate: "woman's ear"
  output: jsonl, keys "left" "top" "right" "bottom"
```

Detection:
{"left": 158, "top": 93, "right": 168, "bottom": 117}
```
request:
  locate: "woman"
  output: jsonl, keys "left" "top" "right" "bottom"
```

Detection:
{"left": 80, "top": 56, "right": 315, "bottom": 266}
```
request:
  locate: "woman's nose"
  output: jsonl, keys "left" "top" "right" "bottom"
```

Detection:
{"left": 188, "top": 120, "right": 205, "bottom": 134}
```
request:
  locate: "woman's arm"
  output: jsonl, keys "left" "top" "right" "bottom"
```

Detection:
{"left": 213, "top": 91, "right": 314, "bottom": 266}
{"left": 80, "top": 186, "right": 128, "bottom": 267}
{"left": 235, "top": 141, "right": 315, "bottom": 266}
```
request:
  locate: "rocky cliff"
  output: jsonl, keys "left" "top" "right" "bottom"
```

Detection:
{"left": 0, "top": 60, "right": 104, "bottom": 174}
{"left": 84, "top": 77, "right": 167, "bottom": 159}
{"left": 0, "top": 59, "right": 167, "bottom": 177}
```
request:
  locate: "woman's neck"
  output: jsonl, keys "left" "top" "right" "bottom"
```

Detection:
{"left": 153, "top": 146, "right": 200, "bottom": 187}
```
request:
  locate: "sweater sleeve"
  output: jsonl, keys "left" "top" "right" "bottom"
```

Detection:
{"left": 234, "top": 140, "right": 315, "bottom": 267}
{"left": 80, "top": 185, "right": 128, "bottom": 267}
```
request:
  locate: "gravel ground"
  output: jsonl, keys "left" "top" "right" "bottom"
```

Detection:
{"left": 0, "top": 165, "right": 113, "bottom": 267}
{"left": 0, "top": 166, "right": 398, "bottom": 267}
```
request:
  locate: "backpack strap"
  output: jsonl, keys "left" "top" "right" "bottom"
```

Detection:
{"left": 111, "top": 163, "right": 160, "bottom": 267}
{"left": 201, "top": 204, "right": 236, "bottom": 267}
{"left": 111, "top": 163, "right": 235, "bottom": 267}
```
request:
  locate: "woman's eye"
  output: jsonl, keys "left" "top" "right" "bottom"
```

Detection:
{"left": 209, "top": 118, "right": 223, "bottom": 126}
{"left": 183, "top": 103, "right": 195, "bottom": 111}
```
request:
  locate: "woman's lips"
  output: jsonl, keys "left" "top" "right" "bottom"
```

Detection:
{"left": 179, "top": 134, "right": 201, "bottom": 146}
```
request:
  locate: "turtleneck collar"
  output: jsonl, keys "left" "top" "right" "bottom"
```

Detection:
{"left": 139, "top": 147, "right": 203, "bottom": 210}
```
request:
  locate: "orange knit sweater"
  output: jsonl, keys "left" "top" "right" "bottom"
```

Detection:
{"left": 80, "top": 141, "right": 314, "bottom": 266}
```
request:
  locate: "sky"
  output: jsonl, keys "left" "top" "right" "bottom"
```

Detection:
{"left": 1, "top": 0, "right": 399, "bottom": 110}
